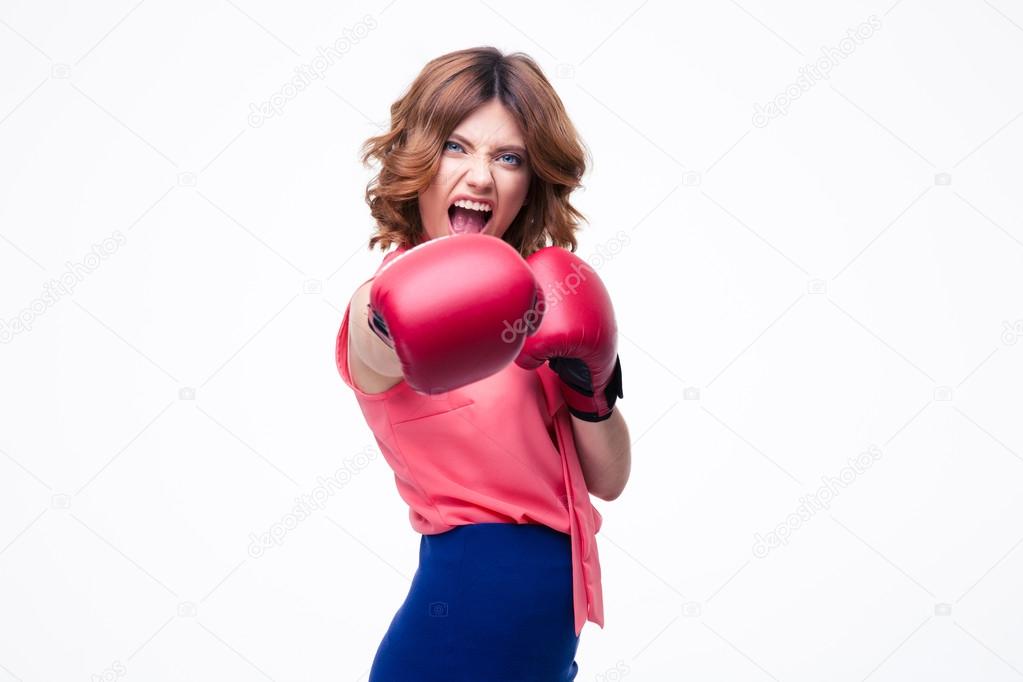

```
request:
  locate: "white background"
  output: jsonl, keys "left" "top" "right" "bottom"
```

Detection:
{"left": 2, "top": 0, "right": 1023, "bottom": 680}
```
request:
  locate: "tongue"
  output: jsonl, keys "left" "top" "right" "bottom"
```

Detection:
{"left": 450, "top": 206, "right": 485, "bottom": 234}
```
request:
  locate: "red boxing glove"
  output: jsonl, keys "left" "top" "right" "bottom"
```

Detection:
{"left": 515, "top": 247, "right": 623, "bottom": 421}
{"left": 368, "top": 234, "right": 542, "bottom": 394}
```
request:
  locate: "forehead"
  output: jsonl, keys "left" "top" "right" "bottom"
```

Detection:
{"left": 453, "top": 99, "right": 524, "bottom": 147}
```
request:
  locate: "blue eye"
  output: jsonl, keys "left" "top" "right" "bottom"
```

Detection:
{"left": 444, "top": 140, "right": 521, "bottom": 166}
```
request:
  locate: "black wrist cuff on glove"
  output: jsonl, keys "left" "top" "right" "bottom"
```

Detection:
{"left": 551, "top": 355, "right": 624, "bottom": 422}
{"left": 367, "top": 304, "right": 394, "bottom": 348}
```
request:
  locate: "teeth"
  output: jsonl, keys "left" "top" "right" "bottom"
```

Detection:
{"left": 453, "top": 199, "right": 492, "bottom": 212}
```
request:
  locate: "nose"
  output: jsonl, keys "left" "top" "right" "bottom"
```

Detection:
{"left": 465, "top": 155, "right": 494, "bottom": 191}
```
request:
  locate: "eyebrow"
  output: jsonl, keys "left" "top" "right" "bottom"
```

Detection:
{"left": 449, "top": 132, "right": 526, "bottom": 156}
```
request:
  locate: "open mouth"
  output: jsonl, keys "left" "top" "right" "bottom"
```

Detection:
{"left": 448, "top": 200, "right": 493, "bottom": 234}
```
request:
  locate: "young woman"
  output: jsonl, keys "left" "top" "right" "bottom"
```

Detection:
{"left": 336, "top": 46, "right": 631, "bottom": 681}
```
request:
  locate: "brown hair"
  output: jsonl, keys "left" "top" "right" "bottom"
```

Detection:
{"left": 360, "top": 46, "right": 589, "bottom": 257}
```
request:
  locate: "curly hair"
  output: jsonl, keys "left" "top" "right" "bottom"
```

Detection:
{"left": 360, "top": 46, "right": 590, "bottom": 257}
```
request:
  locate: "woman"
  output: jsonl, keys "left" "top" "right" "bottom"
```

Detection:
{"left": 336, "top": 46, "right": 631, "bottom": 681}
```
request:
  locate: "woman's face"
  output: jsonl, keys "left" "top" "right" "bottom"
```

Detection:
{"left": 418, "top": 98, "right": 531, "bottom": 242}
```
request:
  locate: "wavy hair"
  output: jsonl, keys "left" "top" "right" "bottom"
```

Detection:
{"left": 360, "top": 46, "right": 589, "bottom": 257}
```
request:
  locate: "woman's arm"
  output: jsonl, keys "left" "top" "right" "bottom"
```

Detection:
{"left": 347, "top": 281, "right": 403, "bottom": 393}
{"left": 572, "top": 407, "right": 631, "bottom": 501}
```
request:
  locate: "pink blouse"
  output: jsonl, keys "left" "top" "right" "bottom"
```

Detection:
{"left": 335, "top": 246, "right": 605, "bottom": 636}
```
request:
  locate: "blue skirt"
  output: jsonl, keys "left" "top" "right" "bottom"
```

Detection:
{"left": 369, "top": 522, "right": 582, "bottom": 681}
